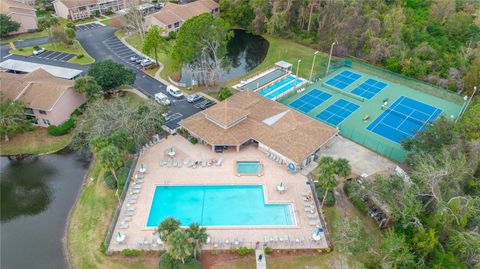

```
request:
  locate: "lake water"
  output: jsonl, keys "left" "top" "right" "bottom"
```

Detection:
{"left": 0, "top": 151, "right": 89, "bottom": 269}
{"left": 179, "top": 29, "right": 269, "bottom": 85}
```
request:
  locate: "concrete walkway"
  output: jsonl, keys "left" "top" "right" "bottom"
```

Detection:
{"left": 255, "top": 249, "right": 266, "bottom": 269}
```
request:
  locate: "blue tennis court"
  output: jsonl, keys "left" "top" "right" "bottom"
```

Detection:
{"left": 316, "top": 99, "right": 360, "bottom": 126}
{"left": 351, "top": 79, "right": 387, "bottom": 99}
{"left": 367, "top": 96, "right": 442, "bottom": 144}
{"left": 289, "top": 89, "right": 332, "bottom": 113}
{"left": 324, "top": 70, "right": 362, "bottom": 90}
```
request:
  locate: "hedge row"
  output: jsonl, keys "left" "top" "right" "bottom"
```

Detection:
{"left": 47, "top": 118, "right": 75, "bottom": 136}
{"left": 343, "top": 181, "right": 369, "bottom": 214}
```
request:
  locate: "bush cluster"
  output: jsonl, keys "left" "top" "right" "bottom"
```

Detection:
{"left": 235, "top": 247, "right": 254, "bottom": 256}
{"left": 264, "top": 247, "right": 273, "bottom": 255}
{"left": 314, "top": 184, "right": 335, "bottom": 206}
{"left": 158, "top": 253, "right": 201, "bottom": 269}
{"left": 121, "top": 249, "right": 143, "bottom": 256}
{"left": 76, "top": 54, "right": 84, "bottom": 59}
{"left": 189, "top": 137, "right": 198, "bottom": 144}
{"left": 343, "top": 181, "right": 369, "bottom": 214}
{"left": 47, "top": 118, "right": 75, "bottom": 136}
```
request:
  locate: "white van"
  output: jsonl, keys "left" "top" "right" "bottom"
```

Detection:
{"left": 166, "top": 85, "right": 184, "bottom": 98}
{"left": 154, "top": 92, "right": 171, "bottom": 105}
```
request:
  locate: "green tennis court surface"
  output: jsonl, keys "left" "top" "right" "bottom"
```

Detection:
{"left": 280, "top": 67, "right": 464, "bottom": 162}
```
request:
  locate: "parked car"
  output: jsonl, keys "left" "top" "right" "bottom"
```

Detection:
{"left": 140, "top": 59, "right": 154, "bottom": 67}
{"left": 166, "top": 85, "right": 184, "bottom": 98}
{"left": 33, "top": 47, "right": 45, "bottom": 56}
{"left": 186, "top": 93, "right": 202, "bottom": 103}
{"left": 154, "top": 92, "right": 171, "bottom": 105}
{"left": 130, "top": 55, "right": 139, "bottom": 62}
{"left": 199, "top": 99, "right": 215, "bottom": 110}
{"left": 135, "top": 57, "right": 144, "bottom": 64}
{"left": 162, "top": 111, "right": 178, "bottom": 121}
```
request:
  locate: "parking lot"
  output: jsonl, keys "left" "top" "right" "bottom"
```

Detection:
{"left": 102, "top": 36, "right": 149, "bottom": 70}
{"left": 33, "top": 50, "right": 75, "bottom": 62}
{"left": 76, "top": 23, "right": 104, "bottom": 31}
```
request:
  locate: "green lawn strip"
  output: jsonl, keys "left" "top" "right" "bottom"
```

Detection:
{"left": 0, "top": 128, "right": 73, "bottom": 156}
{"left": 9, "top": 40, "right": 95, "bottom": 65}
{"left": 74, "top": 17, "right": 99, "bottom": 25}
{"left": 226, "top": 35, "right": 329, "bottom": 88}
{"left": 0, "top": 31, "right": 48, "bottom": 45}
{"left": 67, "top": 160, "right": 158, "bottom": 269}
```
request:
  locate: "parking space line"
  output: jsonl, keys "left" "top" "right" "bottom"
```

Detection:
{"left": 48, "top": 52, "right": 61, "bottom": 60}
{"left": 106, "top": 42, "right": 124, "bottom": 47}
{"left": 116, "top": 50, "right": 134, "bottom": 56}
{"left": 40, "top": 51, "right": 54, "bottom": 58}
{"left": 58, "top": 53, "right": 72, "bottom": 61}
{"left": 52, "top": 52, "right": 67, "bottom": 60}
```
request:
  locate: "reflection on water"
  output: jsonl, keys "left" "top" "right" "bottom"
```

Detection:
{"left": 179, "top": 29, "right": 269, "bottom": 85}
{"left": 0, "top": 151, "right": 89, "bottom": 269}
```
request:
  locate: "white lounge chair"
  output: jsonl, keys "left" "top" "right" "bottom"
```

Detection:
{"left": 306, "top": 213, "right": 317, "bottom": 218}
{"left": 118, "top": 222, "right": 129, "bottom": 229}
{"left": 301, "top": 192, "right": 309, "bottom": 196}
{"left": 309, "top": 221, "right": 320, "bottom": 226}
{"left": 129, "top": 190, "right": 140, "bottom": 195}
{"left": 121, "top": 216, "right": 132, "bottom": 222}
{"left": 128, "top": 194, "right": 138, "bottom": 199}
{"left": 216, "top": 157, "right": 223, "bottom": 167}
{"left": 138, "top": 237, "right": 145, "bottom": 248}
{"left": 304, "top": 208, "right": 314, "bottom": 213}
{"left": 132, "top": 185, "right": 142, "bottom": 190}
{"left": 159, "top": 160, "right": 165, "bottom": 167}
{"left": 178, "top": 160, "right": 183, "bottom": 168}
{"left": 124, "top": 211, "right": 134, "bottom": 217}
{"left": 202, "top": 160, "right": 207, "bottom": 167}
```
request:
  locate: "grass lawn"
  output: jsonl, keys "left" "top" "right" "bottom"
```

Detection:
{"left": 67, "top": 160, "right": 159, "bottom": 269}
{"left": 10, "top": 40, "right": 95, "bottom": 65}
{"left": 0, "top": 128, "right": 73, "bottom": 156}
{"left": 0, "top": 31, "right": 48, "bottom": 45}
{"left": 226, "top": 35, "right": 329, "bottom": 87}
{"left": 116, "top": 30, "right": 180, "bottom": 81}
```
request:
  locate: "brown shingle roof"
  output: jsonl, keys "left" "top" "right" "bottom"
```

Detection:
{"left": 0, "top": 0, "right": 36, "bottom": 15}
{"left": 53, "top": 0, "right": 97, "bottom": 8}
{"left": 180, "top": 91, "right": 338, "bottom": 164}
{"left": 149, "top": 0, "right": 218, "bottom": 26}
{"left": 203, "top": 99, "right": 249, "bottom": 128}
{"left": 0, "top": 69, "right": 73, "bottom": 110}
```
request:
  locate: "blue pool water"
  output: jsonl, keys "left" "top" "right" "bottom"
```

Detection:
{"left": 259, "top": 75, "right": 305, "bottom": 100}
{"left": 237, "top": 161, "right": 260, "bottom": 174}
{"left": 146, "top": 185, "right": 294, "bottom": 227}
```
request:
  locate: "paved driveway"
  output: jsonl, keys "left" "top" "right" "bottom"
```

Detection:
{"left": 76, "top": 22, "right": 104, "bottom": 31}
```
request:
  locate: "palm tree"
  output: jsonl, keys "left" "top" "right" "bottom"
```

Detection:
{"left": 334, "top": 158, "right": 351, "bottom": 179}
{"left": 315, "top": 156, "right": 337, "bottom": 207}
{"left": 186, "top": 223, "right": 208, "bottom": 259}
{"left": 157, "top": 217, "right": 180, "bottom": 241}
{"left": 167, "top": 230, "right": 192, "bottom": 264}
{"left": 98, "top": 144, "right": 123, "bottom": 200}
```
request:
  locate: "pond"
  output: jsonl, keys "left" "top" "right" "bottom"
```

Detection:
{"left": 0, "top": 151, "right": 89, "bottom": 269}
{"left": 178, "top": 29, "right": 269, "bottom": 85}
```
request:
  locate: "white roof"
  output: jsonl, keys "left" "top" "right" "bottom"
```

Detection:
{"left": 275, "top": 61, "right": 293, "bottom": 69}
{"left": 0, "top": 59, "right": 83, "bottom": 79}
{"left": 117, "top": 3, "right": 154, "bottom": 14}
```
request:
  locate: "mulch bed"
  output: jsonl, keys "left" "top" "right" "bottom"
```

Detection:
{"left": 199, "top": 249, "right": 325, "bottom": 268}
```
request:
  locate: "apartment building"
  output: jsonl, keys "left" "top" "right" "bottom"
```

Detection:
{"left": 53, "top": 0, "right": 134, "bottom": 21}
{"left": 145, "top": 0, "right": 219, "bottom": 36}
{"left": 0, "top": 69, "right": 86, "bottom": 128}
{"left": 0, "top": 0, "right": 38, "bottom": 34}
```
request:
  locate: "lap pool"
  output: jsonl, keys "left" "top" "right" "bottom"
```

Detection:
{"left": 146, "top": 185, "right": 295, "bottom": 227}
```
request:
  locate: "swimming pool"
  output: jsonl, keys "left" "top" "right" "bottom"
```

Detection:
{"left": 259, "top": 75, "right": 305, "bottom": 100}
{"left": 146, "top": 185, "right": 295, "bottom": 227}
{"left": 236, "top": 161, "right": 261, "bottom": 175}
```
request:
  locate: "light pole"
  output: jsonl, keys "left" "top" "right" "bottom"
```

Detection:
{"left": 325, "top": 41, "right": 337, "bottom": 76}
{"left": 309, "top": 51, "right": 319, "bottom": 82}
{"left": 294, "top": 59, "right": 301, "bottom": 91}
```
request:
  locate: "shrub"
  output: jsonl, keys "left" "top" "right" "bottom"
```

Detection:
{"left": 117, "top": 166, "right": 130, "bottom": 191}
{"left": 33, "top": 45, "right": 40, "bottom": 50}
{"left": 99, "top": 242, "right": 107, "bottom": 254}
{"left": 190, "top": 137, "right": 198, "bottom": 144}
{"left": 47, "top": 118, "right": 75, "bottom": 136}
{"left": 121, "top": 249, "right": 143, "bottom": 256}
{"left": 264, "top": 247, "right": 272, "bottom": 255}
{"left": 70, "top": 103, "right": 87, "bottom": 118}
{"left": 76, "top": 54, "right": 84, "bottom": 59}
{"left": 218, "top": 87, "right": 232, "bottom": 101}
{"left": 65, "top": 22, "right": 76, "bottom": 29}
{"left": 314, "top": 184, "right": 335, "bottom": 206}
{"left": 19, "top": 48, "right": 24, "bottom": 51}
{"left": 158, "top": 253, "right": 201, "bottom": 269}
{"left": 236, "top": 247, "right": 254, "bottom": 256}
{"left": 103, "top": 172, "right": 117, "bottom": 189}
{"left": 343, "top": 181, "right": 369, "bottom": 214}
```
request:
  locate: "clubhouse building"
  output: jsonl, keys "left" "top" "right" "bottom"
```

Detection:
{"left": 180, "top": 91, "right": 338, "bottom": 169}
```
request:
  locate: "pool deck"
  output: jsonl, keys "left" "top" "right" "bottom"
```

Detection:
{"left": 108, "top": 135, "right": 328, "bottom": 251}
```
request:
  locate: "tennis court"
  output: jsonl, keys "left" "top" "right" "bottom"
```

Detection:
{"left": 367, "top": 96, "right": 442, "bottom": 144}
{"left": 316, "top": 99, "right": 360, "bottom": 126}
{"left": 290, "top": 89, "right": 332, "bottom": 113}
{"left": 240, "top": 69, "right": 288, "bottom": 90}
{"left": 351, "top": 79, "right": 387, "bottom": 99}
{"left": 324, "top": 70, "right": 362, "bottom": 89}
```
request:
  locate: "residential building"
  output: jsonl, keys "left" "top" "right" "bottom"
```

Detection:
{"left": 0, "top": 0, "right": 38, "bottom": 34}
{"left": 53, "top": 0, "right": 135, "bottom": 21}
{"left": 145, "top": 0, "right": 219, "bottom": 35}
{"left": 180, "top": 91, "right": 339, "bottom": 169}
{"left": 0, "top": 69, "right": 86, "bottom": 127}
